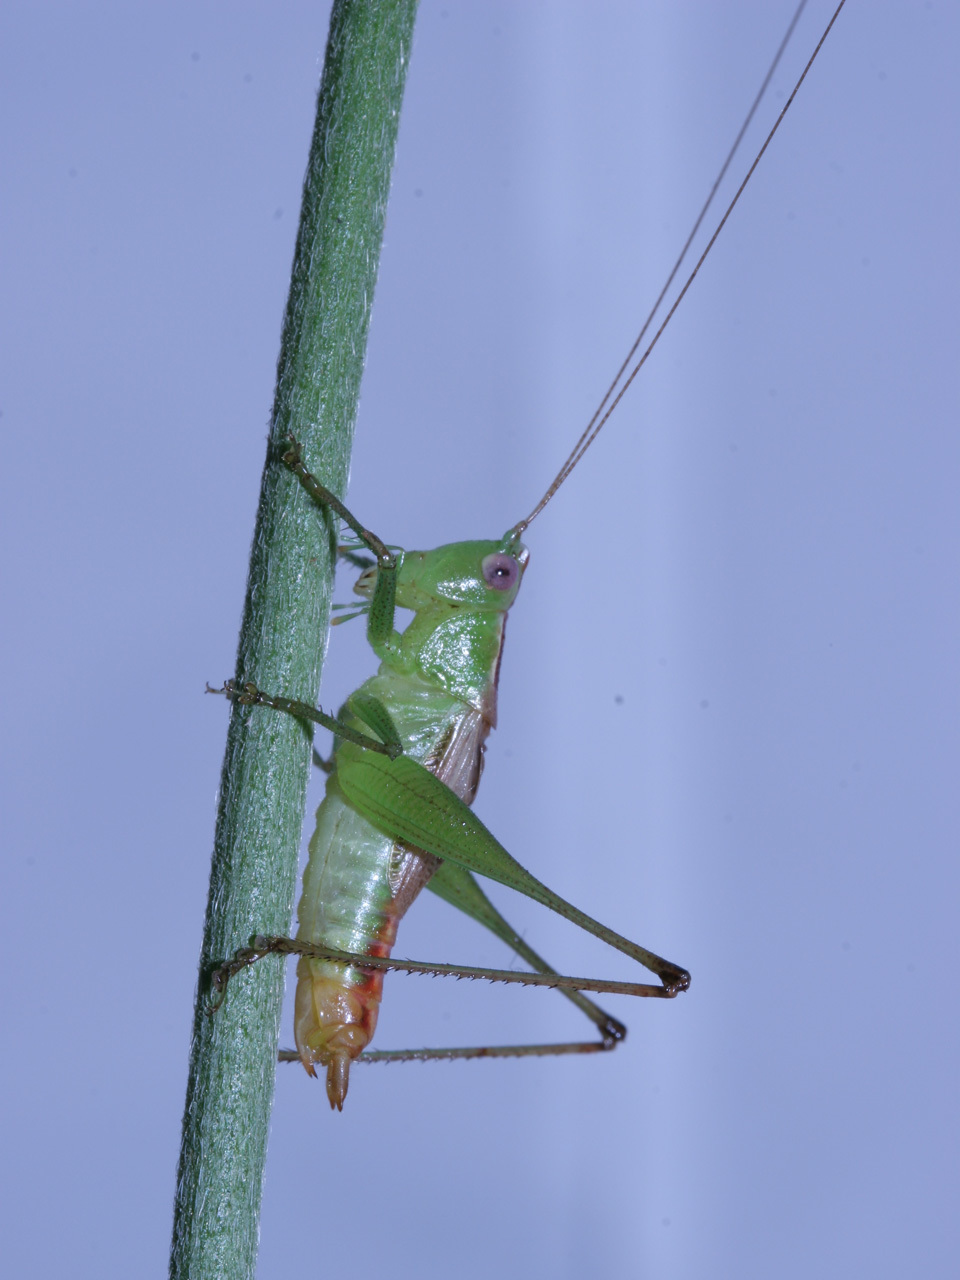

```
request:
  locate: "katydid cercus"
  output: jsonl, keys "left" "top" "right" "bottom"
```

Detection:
{"left": 212, "top": 1, "right": 845, "bottom": 1110}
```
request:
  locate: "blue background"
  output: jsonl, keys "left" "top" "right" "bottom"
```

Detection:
{"left": 3, "top": 3, "right": 958, "bottom": 1277}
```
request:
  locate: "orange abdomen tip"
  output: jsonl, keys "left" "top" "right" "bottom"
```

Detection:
{"left": 293, "top": 956, "right": 384, "bottom": 1111}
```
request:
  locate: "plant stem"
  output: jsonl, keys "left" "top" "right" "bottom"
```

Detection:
{"left": 170, "top": 4, "right": 419, "bottom": 1278}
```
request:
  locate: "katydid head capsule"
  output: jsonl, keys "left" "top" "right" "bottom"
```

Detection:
{"left": 354, "top": 538, "right": 529, "bottom": 612}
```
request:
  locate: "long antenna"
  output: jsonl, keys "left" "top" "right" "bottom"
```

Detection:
{"left": 514, "top": 0, "right": 846, "bottom": 535}
{"left": 537, "top": 0, "right": 810, "bottom": 508}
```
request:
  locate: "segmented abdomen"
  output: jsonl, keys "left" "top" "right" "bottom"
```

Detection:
{"left": 293, "top": 668, "right": 493, "bottom": 1107}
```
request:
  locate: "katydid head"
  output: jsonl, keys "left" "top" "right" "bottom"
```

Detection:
{"left": 354, "top": 536, "right": 529, "bottom": 613}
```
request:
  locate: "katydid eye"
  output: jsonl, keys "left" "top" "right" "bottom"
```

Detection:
{"left": 481, "top": 552, "right": 519, "bottom": 591}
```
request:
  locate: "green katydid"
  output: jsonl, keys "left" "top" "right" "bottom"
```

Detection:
{"left": 213, "top": 439, "right": 689, "bottom": 1110}
{"left": 212, "top": 0, "right": 846, "bottom": 1111}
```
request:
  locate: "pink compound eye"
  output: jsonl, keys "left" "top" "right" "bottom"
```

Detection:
{"left": 481, "top": 552, "right": 519, "bottom": 591}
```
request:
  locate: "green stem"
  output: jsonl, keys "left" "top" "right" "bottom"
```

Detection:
{"left": 170, "top": 4, "right": 419, "bottom": 1278}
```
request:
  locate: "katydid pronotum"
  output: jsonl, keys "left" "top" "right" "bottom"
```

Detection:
{"left": 212, "top": 0, "right": 846, "bottom": 1110}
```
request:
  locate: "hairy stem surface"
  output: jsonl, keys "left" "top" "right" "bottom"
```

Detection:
{"left": 170, "top": 4, "right": 419, "bottom": 1278}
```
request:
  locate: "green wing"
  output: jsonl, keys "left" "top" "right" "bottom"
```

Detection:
{"left": 335, "top": 742, "right": 688, "bottom": 990}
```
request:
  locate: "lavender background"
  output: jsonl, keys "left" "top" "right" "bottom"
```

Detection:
{"left": 2, "top": 3, "right": 958, "bottom": 1277}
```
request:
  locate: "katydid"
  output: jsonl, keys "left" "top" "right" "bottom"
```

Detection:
{"left": 213, "top": 0, "right": 846, "bottom": 1111}
{"left": 213, "top": 439, "right": 689, "bottom": 1110}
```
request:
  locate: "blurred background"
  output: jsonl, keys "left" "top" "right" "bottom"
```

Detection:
{"left": 2, "top": 2, "right": 957, "bottom": 1276}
